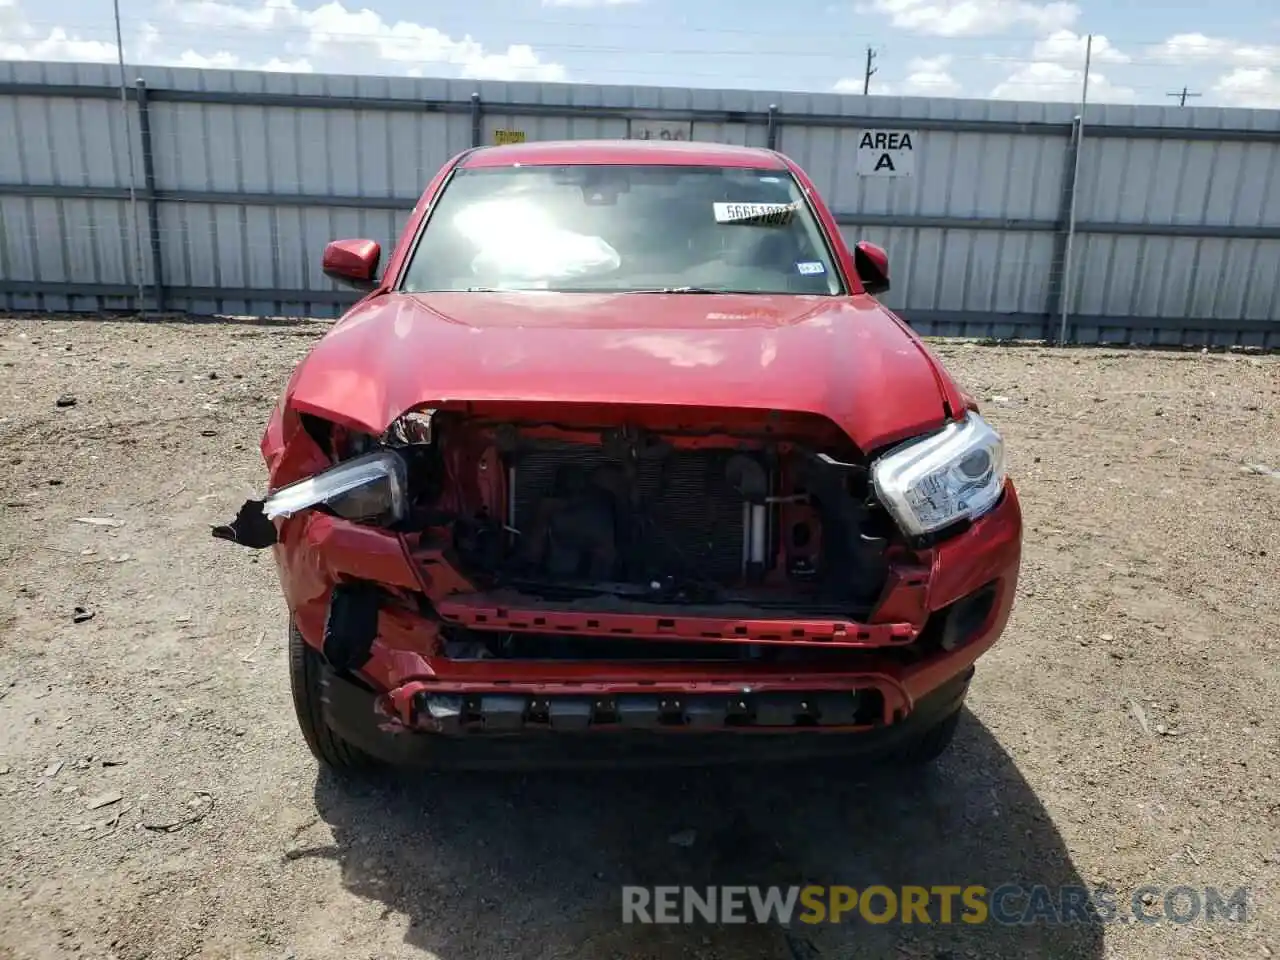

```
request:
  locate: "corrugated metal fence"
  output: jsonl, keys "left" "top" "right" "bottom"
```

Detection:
{"left": 2, "top": 60, "right": 1279, "bottom": 347}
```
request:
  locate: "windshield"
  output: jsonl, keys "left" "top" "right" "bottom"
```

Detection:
{"left": 399, "top": 164, "right": 843, "bottom": 296}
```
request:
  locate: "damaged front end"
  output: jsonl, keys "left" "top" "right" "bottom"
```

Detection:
{"left": 215, "top": 398, "right": 1020, "bottom": 756}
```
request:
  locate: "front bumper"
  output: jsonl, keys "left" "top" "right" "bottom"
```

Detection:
{"left": 322, "top": 664, "right": 975, "bottom": 769}
{"left": 273, "top": 484, "right": 1021, "bottom": 761}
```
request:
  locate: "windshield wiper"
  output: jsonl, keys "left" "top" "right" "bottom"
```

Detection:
{"left": 624, "top": 286, "right": 724, "bottom": 294}
{"left": 454, "top": 285, "right": 730, "bottom": 294}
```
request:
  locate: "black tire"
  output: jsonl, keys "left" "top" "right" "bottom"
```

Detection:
{"left": 897, "top": 707, "right": 962, "bottom": 766}
{"left": 288, "top": 619, "right": 374, "bottom": 772}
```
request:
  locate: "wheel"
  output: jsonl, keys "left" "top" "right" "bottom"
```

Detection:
{"left": 288, "top": 619, "right": 374, "bottom": 772}
{"left": 897, "top": 707, "right": 962, "bottom": 766}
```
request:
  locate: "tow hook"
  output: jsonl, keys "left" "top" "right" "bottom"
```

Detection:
{"left": 211, "top": 499, "right": 277, "bottom": 549}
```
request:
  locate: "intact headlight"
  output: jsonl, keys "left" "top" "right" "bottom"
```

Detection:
{"left": 263, "top": 450, "right": 408, "bottom": 523}
{"left": 871, "top": 412, "right": 1005, "bottom": 537}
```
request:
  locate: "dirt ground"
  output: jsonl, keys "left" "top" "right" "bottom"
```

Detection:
{"left": 0, "top": 314, "right": 1276, "bottom": 960}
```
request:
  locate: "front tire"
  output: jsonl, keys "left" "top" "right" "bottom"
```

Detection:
{"left": 288, "top": 619, "right": 373, "bottom": 772}
{"left": 897, "top": 707, "right": 962, "bottom": 766}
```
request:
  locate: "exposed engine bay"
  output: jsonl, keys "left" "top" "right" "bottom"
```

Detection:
{"left": 369, "top": 406, "right": 901, "bottom": 617}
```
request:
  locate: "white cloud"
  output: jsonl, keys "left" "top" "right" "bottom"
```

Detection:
{"left": 1212, "top": 67, "right": 1280, "bottom": 109}
{"left": 170, "top": 49, "right": 314, "bottom": 71}
{"left": 901, "top": 55, "right": 962, "bottom": 95}
{"left": 1146, "top": 33, "right": 1280, "bottom": 108}
{"left": 855, "top": 0, "right": 1078, "bottom": 37}
{"left": 832, "top": 76, "right": 891, "bottom": 94}
{"left": 0, "top": 2, "right": 316, "bottom": 71}
{"left": 0, "top": 0, "right": 119, "bottom": 61}
{"left": 1031, "top": 29, "right": 1128, "bottom": 65}
{"left": 986, "top": 30, "right": 1136, "bottom": 105}
{"left": 1, "top": 0, "right": 549, "bottom": 79}
{"left": 173, "top": 49, "right": 240, "bottom": 69}
{"left": 990, "top": 61, "right": 1135, "bottom": 103}
{"left": 261, "top": 57, "right": 315, "bottom": 72}
{"left": 1152, "top": 33, "right": 1280, "bottom": 68}
{"left": 833, "top": 55, "right": 959, "bottom": 97}
{"left": 159, "top": 0, "right": 567, "bottom": 81}
{"left": 0, "top": 26, "right": 119, "bottom": 61}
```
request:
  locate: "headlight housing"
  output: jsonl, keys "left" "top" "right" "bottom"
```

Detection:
{"left": 263, "top": 450, "right": 408, "bottom": 523}
{"left": 871, "top": 412, "right": 1005, "bottom": 537}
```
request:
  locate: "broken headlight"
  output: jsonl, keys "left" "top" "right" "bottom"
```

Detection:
{"left": 870, "top": 412, "right": 1005, "bottom": 537}
{"left": 262, "top": 450, "right": 408, "bottom": 523}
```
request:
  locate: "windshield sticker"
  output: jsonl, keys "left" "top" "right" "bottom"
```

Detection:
{"left": 796, "top": 261, "right": 826, "bottom": 275}
{"left": 713, "top": 202, "right": 799, "bottom": 226}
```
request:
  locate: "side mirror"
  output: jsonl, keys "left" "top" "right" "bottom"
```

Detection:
{"left": 322, "top": 239, "right": 381, "bottom": 291}
{"left": 853, "top": 240, "right": 890, "bottom": 296}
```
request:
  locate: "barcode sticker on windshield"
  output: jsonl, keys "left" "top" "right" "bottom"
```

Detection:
{"left": 713, "top": 202, "right": 799, "bottom": 226}
{"left": 796, "top": 261, "right": 825, "bottom": 275}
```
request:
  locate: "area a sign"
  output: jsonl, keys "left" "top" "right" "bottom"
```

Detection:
{"left": 855, "top": 129, "right": 917, "bottom": 178}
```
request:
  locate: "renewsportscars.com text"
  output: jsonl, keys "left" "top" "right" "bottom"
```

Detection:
{"left": 621, "top": 885, "right": 1250, "bottom": 926}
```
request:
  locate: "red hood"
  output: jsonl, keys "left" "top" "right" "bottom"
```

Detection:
{"left": 285, "top": 291, "right": 955, "bottom": 451}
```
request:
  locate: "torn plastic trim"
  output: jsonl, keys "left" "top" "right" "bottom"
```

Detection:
{"left": 211, "top": 499, "right": 277, "bottom": 549}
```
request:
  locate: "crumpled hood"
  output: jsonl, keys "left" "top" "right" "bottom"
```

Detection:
{"left": 285, "top": 290, "right": 955, "bottom": 452}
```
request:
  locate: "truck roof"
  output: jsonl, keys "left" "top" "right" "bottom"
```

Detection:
{"left": 460, "top": 138, "right": 789, "bottom": 169}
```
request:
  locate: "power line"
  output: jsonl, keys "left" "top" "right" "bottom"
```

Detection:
{"left": 1166, "top": 86, "right": 1202, "bottom": 106}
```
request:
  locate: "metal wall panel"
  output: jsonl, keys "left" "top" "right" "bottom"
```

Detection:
{"left": 841, "top": 224, "right": 1055, "bottom": 317}
{"left": 1, "top": 61, "right": 1278, "bottom": 346}
{"left": 0, "top": 196, "right": 138, "bottom": 294}
{"left": 1071, "top": 233, "right": 1280, "bottom": 322}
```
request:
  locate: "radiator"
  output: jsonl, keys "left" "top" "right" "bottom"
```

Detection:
{"left": 510, "top": 441, "right": 748, "bottom": 584}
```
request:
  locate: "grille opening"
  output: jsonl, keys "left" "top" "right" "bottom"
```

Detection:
{"left": 431, "top": 419, "right": 897, "bottom": 610}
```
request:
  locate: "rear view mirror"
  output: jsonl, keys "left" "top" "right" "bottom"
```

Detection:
{"left": 853, "top": 241, "right": 890, "bottom": 296}
{"left": 323, "top": 239, "right": 382, "bottom": 291}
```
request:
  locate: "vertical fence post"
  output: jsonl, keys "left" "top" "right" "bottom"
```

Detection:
{"left": 134, "top": 79, "right": 165, "bottom": 313}
{"left": 470, "top": 93, "right": 483, "bottom": 148}
{"left": 1056, "top": 115, "right": 1086, "bottom": 344}
{"left": 1056, "top": 34, "right": 1092, "bottom": 345}
{"left": 1047, "top": 116, "right": 1082, "bottom": 340}
{"left": 766, "top": 104, "right": 778, "bottom": 151}
{"left": 111, "top": 0, "right": 146, "bottom": 315}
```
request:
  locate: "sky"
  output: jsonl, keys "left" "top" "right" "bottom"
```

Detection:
{"left": 1, "top": 0, "right": 1279, "bottom": 108}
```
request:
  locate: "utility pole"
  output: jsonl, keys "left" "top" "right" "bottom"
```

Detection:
{"left": 863, "top": 46, "right": 878, "bottom": 95}
{"left": 1166, "top": 86, "right": 1201, "bottom": 106}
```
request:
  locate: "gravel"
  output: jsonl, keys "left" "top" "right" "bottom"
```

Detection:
{"left": 0, "top": 316, "right": 1276, "bottom": 960}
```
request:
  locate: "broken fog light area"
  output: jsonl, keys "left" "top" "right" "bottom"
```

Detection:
{"left": 262, "top": 450, "right": 408, "bottom": 523}
{"left": 915, "top": 583, "right": 997, "bottom": 654}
